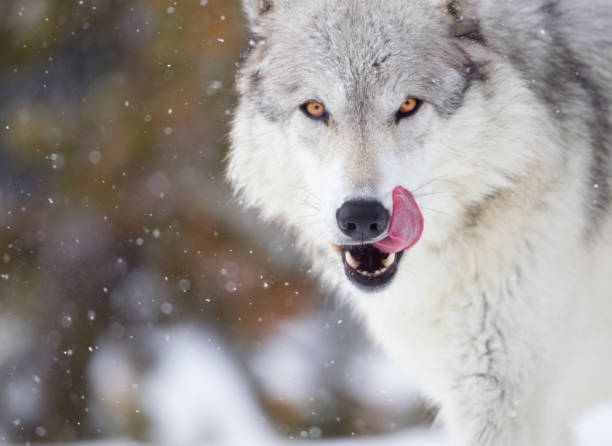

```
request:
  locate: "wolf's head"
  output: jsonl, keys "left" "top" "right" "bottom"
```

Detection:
{"left": 228, "top": 0, "right": 557, "bottom": 294}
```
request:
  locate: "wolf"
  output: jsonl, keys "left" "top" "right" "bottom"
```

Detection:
{"left": 227, "top": 0, "right": 612, "bottom": 444}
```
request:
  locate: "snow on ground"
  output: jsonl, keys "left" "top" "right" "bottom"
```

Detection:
{"left": 574, "top": 403, "right": 612, "bottom": 446}
{"left": 79, "top": 325, "right": 611, "bottom": 446}
{"left": 24, "top": 413, "right": 612, "bottom": 446}
{"left": 302, "top": 429, "right": 447, "bottom": 446}
{"left": 140, "top": 329, "right": 277, "bottom": 446}
{"left": 249, "top": 316, "right": 421, "bottom": 415}
{"left": 24, "top": 430, "right": 448, "bottom": 446}
{"left": 86, "top": 324, "right": 444, "bottom": 446}
{"left": 23, "top": 414, "right": 612, "bottom": 446}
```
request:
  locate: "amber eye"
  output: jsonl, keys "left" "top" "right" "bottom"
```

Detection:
{"left": 306, "top": 101, "right": 325, "bottom": 116}
{"left": 300, "top": 100, "right": 328, "bottom": 122}
{"left": 400, "top": 98, "right": 418, "bottom": 113}
{"left": 397, "top": 98, "right": 423, "bottom": 120}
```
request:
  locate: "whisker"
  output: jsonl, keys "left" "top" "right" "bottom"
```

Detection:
{"left": 411, "top": 176, "right": 454, "bottom": 194}
{"left": 414, "top": 190, "right": 459, "bottom": 199}
{"left": 420, "top": 206, "right": 452, "bottom": 217}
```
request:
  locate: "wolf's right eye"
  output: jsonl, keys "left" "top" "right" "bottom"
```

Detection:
{"left": 300, "top": 101, "right": 328, "bottom": 122}
{"left": 396, "top": 98, "right": 423, "bottom": 121}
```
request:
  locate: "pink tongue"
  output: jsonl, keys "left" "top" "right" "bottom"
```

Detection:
{"left": 374, "top": 186, "right": 424, "bottom": 254}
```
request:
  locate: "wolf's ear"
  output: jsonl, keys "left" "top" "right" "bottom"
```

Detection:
{"left": 442, "top": 0, "right": 485, "bottom": 43}
{"left": 242, "top": 0, "right": 275, "bottom": 34}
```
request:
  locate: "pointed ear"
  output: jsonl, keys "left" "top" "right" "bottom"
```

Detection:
{"left": 242, "top": 0, "right": 275, "bottom": 34}
{"left": 444, "top": 0, "right": 485, "bottom": 44}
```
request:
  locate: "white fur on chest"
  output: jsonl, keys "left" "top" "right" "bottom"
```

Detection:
{"left": 349, "top": 222, "right": 576, "bottom": 406}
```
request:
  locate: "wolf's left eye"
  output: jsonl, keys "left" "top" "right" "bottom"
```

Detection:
{"left": 396, "top": 98, "right": 423, "bottom": 121}
{"left": 300, "top": 101, "right": 329, "bottom": 122}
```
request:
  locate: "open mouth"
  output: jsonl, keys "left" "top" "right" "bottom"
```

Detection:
{"left": 341, "top": 244, "right": 403, "bottom": 291}
{"left": 335, "top": 186, "right": 422, "bottom": 292}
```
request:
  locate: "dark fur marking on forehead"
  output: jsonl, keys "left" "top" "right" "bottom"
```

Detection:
{"left": 372, "top": 53, "right": 392, "bottom": 69}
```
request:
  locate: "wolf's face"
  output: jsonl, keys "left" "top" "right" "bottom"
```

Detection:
{"left": 228, "top": 0, "right": 552, "bottom": 294}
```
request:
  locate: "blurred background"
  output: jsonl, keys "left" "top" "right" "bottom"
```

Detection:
{"left": 2, "top": 1, "right": 611, "bottom": 445}
{"left": 0, "top": 0, "right": 435, "bottom": 444}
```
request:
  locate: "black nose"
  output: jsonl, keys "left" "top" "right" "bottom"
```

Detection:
{"left": 336, "top": 200, "right": 390, "bottom": 241}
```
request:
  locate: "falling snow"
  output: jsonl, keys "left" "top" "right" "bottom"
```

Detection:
{"left": 0, "top": 1, "right": 609, "bottom": 445}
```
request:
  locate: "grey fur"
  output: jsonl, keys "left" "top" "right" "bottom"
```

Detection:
{"left": 455, "top": 0, "right": 612, "bottom": 231}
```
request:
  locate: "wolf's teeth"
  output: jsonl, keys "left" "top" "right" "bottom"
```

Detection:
{"left": 382, "top": 253, "right": 396, "bottom": 268}
{"left": 374, "top": 266, "right": 389, "bottom": 276}
{"left": 345, "top": 251, "right": 361, "bottom": 269}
